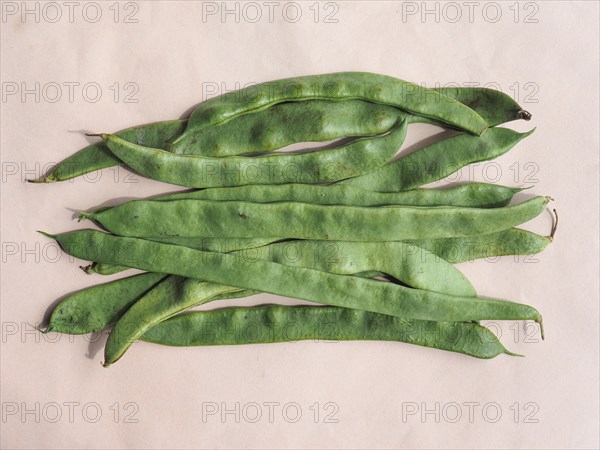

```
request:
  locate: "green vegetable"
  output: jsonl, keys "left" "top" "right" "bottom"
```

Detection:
{"left": 173, "top": 72, "right": 488, "bottom": 155}
{"left": 42, "top": 272, "right": 167, "bottom": 334}
{"left": 80, "top": 197, "right": 549, "bottom": 241}
{"left": 98, "top": 119, "right": 408, "bottom": 188}
{"left": 32, "top": 120, "right": 187, "bottom": 183}
{"left": 156, "top": 182, "right": 523, "bottom": 208}
{"left": 42, "top": 230, "right": 544, "bottom": 326}
{"left": 177, "top": 99, "right": 404, "bottom": 156}
{"left": 342, "top": 127, "right": 534, "bottom": 192}
{"left": 32, "top": 86, "right": 529, "bottom": 183}
{"left": 141, "top": 304, "right": 518, "bottom": 359}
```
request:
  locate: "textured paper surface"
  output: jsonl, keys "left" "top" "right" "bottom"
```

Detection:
{"left": 1, "top": 1, "right": 598, "bottom": 448}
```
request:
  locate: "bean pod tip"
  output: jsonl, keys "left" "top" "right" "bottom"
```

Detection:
{"left": 79, "top": 264, "right": 94, "bottom": 275}
{"left": 84, "top": 132, "right": 106, "bottom": 139}
{"left": 36, "top": 324, "right": 53, "bottom": 334}
{"left": 27, "top": 176, "right": 52, "bottom": 184}
{"left": 550, "top": 209, "right": 559, "bottom": 240}
{"left": 518, "top": 110, "right": 532, "bottom": 121}
{"left": 78, "top": 211, "right": 94, "bottom": 222}
{"left": 37, "top": 230, "right": 56, "bottom": 239}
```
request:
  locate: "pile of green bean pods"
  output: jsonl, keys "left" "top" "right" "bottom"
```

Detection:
{"left": 33, "top": 72, "right": 557, "bottom": 366}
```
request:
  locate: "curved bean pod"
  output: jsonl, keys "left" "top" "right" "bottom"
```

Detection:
{"left": 432, "top": 87, "right": 530, "bottom": 127}
{"left": 87, "top": 240, "right": 475, "bottom": 296}
{"left": 43, "top": 272, "right": 167, "bottom": 334}
{"left": 406, "top": 228, "right": 552, "bottom": 264}
{"left": 85, "top": 236, "right": 475, "bottom": 296}
{"left": 33, "top": 120, "right": 187, "bottom": 183}
{"left": 194, "top": 88, "right": 527, "bottom": 153}
{"left": 173, "top": 72, "right": 488, "bottom": 154}
{"left": 83, "top": 182, "right": 525, "bottom": 276}
{"left": 102, "top": 237, "right": 479, "bottom": 365}
{"left": 99, "top": 120, "right": 408, "bottom": 188}
{"left": 342, "top": 127, "right": 535, "bottom": 192}
{"left": 178, "top": 99, "right": 405, "bottom": 156}
{"left": 42, "top": 230, "right": 543, "bottom": 324}
{"left": 88, "top": 227, "right": 551, "bottom": 276}
{"left": 156, "top": 182, "right": 523, "bottom": 208}
{"left": 81, "top": 197, "right": 549, "bottom": 240}
{"left": 103, "top": 276, "right": 243, "bottom": 365}
{"left": 140, "top": 304, "right": 517, "bottom": 359}
{"left": 228, "top": 240, "right": 476, "bottom": 296}
{"left": 31, "top": 86, "right": 528, "bottom": 183}
{"left": 188, "top": 89, "right": 529, "bottom": 157}
{"left": 84, "top": 236, "right": 276, "bottom": 275}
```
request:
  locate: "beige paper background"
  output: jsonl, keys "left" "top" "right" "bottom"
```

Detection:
{"left": 1, "top": 1, "right": 598, "bottom": 448}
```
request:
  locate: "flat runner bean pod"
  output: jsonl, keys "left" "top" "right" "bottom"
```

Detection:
{"left": 341, "top": 127, "right": 535, "bottom": 192}
{"left": 406, "top": 228, "right": 553, "bottom": 264}
{"left": 81, "top": 197, "right": 550, "bottom": 240}
{"left": 156, "top": 182, "right": 523, "bottom": 208}
{"left": 172, "top": 72, "right": 488, "bottom": 154}
{"left": 178, "top": 100, "right": 406, "bottom": 156}
{"left": 30, "top": 86, "right": 528, "bottom": 183}
{"left": 88, "top": 227, "right": 551, "bottom": 276}
{"left": 228, "top": 240, "right": 476, "bottom": 296}
{"left": 45, "top": 275, "right": 255, "bottom": 336}
{"left": 85, "top": 236, "right": 276, "bottom": 275}
{"left": 42, "top": 230, "right": 544, "bottom": 326}
{"left": 87, "top": 240, "right": 476, "bottom": 296}
{"left": 32, "top": 120, "right": 187, "bottom": 183}
{"left": 98, "top": 120, "right": 408, "bottom": 188}
{"left": 42, "top": 272, "right": 167, "bottom": 334}
{"left": 141, "top": 304, "right": 518, "bottom": 359}
{"left": 103, "top": 240, "right": 478, "bottom": 364}
{"left": 104, "top": 276, "right": 244, "bottom": 365}
{"left": 83, "top": 182, "right": 525, "bottom": 276}
{"left": 431, "top": 87, "right": 531, "bottom": 127}
{"left": 185, "top": 89, "right": 530, "bottom": 157}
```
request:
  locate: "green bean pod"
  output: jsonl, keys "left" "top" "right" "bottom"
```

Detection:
{"left": 42, "top": 272, "right": 167, "bottom": 334}
{"left": 99, "top": 120, "right": 408, "bottom": 188}
{"left": 82, "top": 182, "right": 527, "bottom": 277}
{"left": 42, "top": 230, "right": 543, "bottom": 325}
{"left": 74, "top": 237, "right": 477, "bottom": 336}
{"left": 342, "top": 127, "right": 534, "bottom": 192}
{"left": 104, "top": 238, "right": 479, "bottom": 363}
{"left": 81, "top": 197, "right": 549, "bottom": 241}
{"left": 140, "top": 304, "right": 518, "bottom": 359}
{"left": 174, "top": 72, "right": 488, "bottom": 154}
{"left": 30, "top": 86, "right": 529, "bottom": 183}
{"left": 100, "top": 238, "right": 479, "bottom": 364}
{"left": 185, "top": 89, "right": 530, "bottom": 157}
{"left": 33, "top": 120, "right": 187, "bottom": 183}
{"left": 178, "top": 100, "right": 405, "bottom": 156}
{"left": 84, "top": 236, "right": 277, "bottom": 275}
{"left": 88, "top": 227, "right": 551, "bottom": 276}
{"left": 87, "top": 240, "right": 475, "bottom": 296}
{"left": 406, "top": 228, "right": 553, "bottom": 264}
{"left": 156, "top": 182, "right": 523, "bottom": 208}
{"left": 103, "top": 276, "right": 243, "bottom": 365}
{"left": 431, "top": 87, "right": 530, "bottom": 127}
